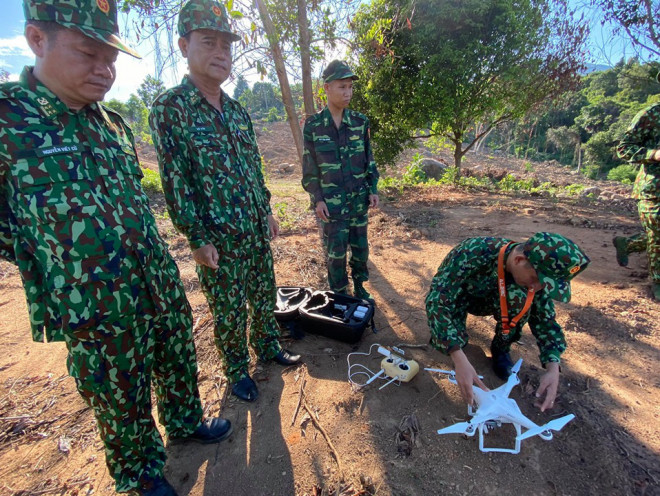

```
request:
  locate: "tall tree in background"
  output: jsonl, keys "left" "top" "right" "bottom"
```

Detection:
{"left": 351, "top": 0, "right": 588, "bottom": 177}
{"left": 137, "top": 75, "right": 166, "bottom": 107}
{"left": 233, "top": 74, "right": 250, "bottom": 100}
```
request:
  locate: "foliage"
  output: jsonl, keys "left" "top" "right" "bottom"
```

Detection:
{"left": 607, "top": 163, "right": 639, "bottom": 183}
{"left": 141, "top": 168, "right": 163, "bottom": 194}
{"left": 233, "top": 75, "right": 250, "bottom": 100}
{"left": 484, "top": 59, "right": 660, "bottom": 176}
{"left": 592, "top": 0, "right": 660, "bottom": 58}
{"left": 267, "top": 107, "right": 281, "bottom": 122}
{"left": 351, "top": 0, "right": 588, "bottom": 177}
{"left": 137, "top": 75, "right": 166, "bottom": 107}
{"left": 106, "top": 94, "right": 152, "bottom": 145}
{"left": 0, "top": 69, "right": 9, "bottom": 83}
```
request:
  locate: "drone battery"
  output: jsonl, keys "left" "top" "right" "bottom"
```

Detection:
{"left": 298, "top": 290, "right": 375, "bottom": 344}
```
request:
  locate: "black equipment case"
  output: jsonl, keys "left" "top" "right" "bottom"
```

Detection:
{"left": 298, "top": 290, "right": 375, "bottom": 344}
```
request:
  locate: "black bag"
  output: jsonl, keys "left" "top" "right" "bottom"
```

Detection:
{"left": 274, "top": 287, "right": 313, "bottom": 321}
{"left": 298, "top": 290, "right": 375, "bottom": 344}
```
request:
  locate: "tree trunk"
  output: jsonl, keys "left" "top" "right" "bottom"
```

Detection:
{"left": 297, "top": 0, "right": 315, "bottom": 119}
{"left": 453, "top": 138, "right": 464, "bottom": 183}
{"left": 255, "top": 0, "right": 304, "bottom": 162}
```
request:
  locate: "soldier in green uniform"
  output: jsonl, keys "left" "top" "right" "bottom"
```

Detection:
{"left": 425, "top": 233, "right": 589, "bottom": 412}
{"left": 301, "top": 60, "right": 379, "bottom": 300}
{"left": 613, "top": 74, "right": 660, "bottom": 300}
{"left": 0, "top": 1, "right": 232, "bottom": 495}
{"left": 149, "top": 0, "right": 300, "bottom": 404}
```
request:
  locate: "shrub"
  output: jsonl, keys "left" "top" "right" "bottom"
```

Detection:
{"left": 141, "top": 168, "right": 163, "bottom": 194}
{"left": 607, "top": 163, "right": 639, "bottom": 183}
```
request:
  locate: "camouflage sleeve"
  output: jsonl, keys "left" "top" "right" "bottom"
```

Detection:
{"left": 0, "top": 172, "right": 15, "bottom": 263}
{"left": 246, "top": 113, "right": 272, "bottom": 215}
{"left": 301, "top": 120, "right": 324, "bottom": 205}
{"left": 149, "top": 100, "right": 211, "bottom": 251}
{"left": 425, "top": 240, "right": 484, "bottom": 354}
{"left": 527, "top": 294, "right": 566, "bottom": 365}
{"left": 364, "top": 118, "right": 379, "bottom": 195}
{"left": 617, "top": 105, "right": 660, "bottom": 165}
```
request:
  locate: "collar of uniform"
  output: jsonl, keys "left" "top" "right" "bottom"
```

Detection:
{"left": 21, "top": 66, "right": 107, "bottom": 121}
{"left": 180, "top": 74, "right": 228, "bottom": 108}
{"left": 321, "top": 106, "right": 352, "bottom": 128}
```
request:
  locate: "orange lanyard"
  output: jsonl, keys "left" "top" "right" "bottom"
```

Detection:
{"left": 498, "top": 243, "right": 535, "bottom": 335}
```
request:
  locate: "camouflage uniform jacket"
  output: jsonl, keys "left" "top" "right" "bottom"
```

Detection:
{"left": 302, "top": 107, "right": 378, "bottom": 217}
{"left": 426, "top": 237, "right": 565, "bottom": 365}
{"left": 617, "top": 102, "right": 660, "bottom": 200}
{"left": 149, "top": 76, "right": 272, "bottom": 251}
{"left": 0, "top": 67, "right": 180, "bottom": 342}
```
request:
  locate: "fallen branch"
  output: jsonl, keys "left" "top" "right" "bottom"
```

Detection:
{"left": 302, "top": 398, "right": 343, "bottom": 477}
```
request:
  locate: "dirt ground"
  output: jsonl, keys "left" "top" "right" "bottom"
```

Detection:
{"left": 1, "top": 121, "right": 659, "bottom": 496}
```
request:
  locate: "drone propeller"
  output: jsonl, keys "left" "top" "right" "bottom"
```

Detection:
{"left": 511, "top": 358, "right": 523, "bottom": 375}
{"left": 437, "top": 422, "right": 478, "bottom": 437}
{"left": 516, "top": 414, "right": 575, "bottom": 441}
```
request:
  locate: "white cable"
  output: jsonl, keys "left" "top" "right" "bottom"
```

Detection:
{"left": 346, "top": 343, "right": 399, "bottom": 390}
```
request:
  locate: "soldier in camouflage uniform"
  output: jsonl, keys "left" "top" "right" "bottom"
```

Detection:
{"left": 614, "top": 78, "right": 660, "bottom": 300}
{"left": 149, "top": 0, "right": 300, "bottom": 404}
{"left": 425, "top": 233, "right": 589, "bottom": 411}
{"left": 0, "top": 1, "right": 232, "bottom": 495}
{"left": 302, "top": 60, "right": 379, "bottom": 300}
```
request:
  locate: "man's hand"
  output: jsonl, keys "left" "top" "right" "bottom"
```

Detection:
{"left": 315, "top": 201, "right": 329, "bottom": 222}
{"left": 192, "top": 243, "right": 219, "bottom": 270}
{"left": 268, "top": 214, "right": 279, "bottom": 239}
{"left": 535, "top": 362, "right": 560, "bottom": 412}
{"left": 450, "top": 349, "right": 489, "bottom": 406}
{"left": 653, "top": 149, "right": 660, "bottom": 161}
{"left": 369, "top": 194, "right": 379, "bottom": 208}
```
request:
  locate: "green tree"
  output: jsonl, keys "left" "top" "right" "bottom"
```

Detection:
{"left": 137, "top": 75, "right": 166, "bottom": 107}
{"left": 351, "top": 0, "right": 588, "bottom": 177}
{"left": 0, "top": 69, "right": 9, "bottom": 83}
{"left": 233, "top": 74, "right": 250, "bottom": 100}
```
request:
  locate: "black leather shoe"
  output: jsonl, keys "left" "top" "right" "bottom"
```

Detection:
{"left": 232, "top": 375, "right": 259, "bottom": 402}
{"left": 491, "top": 345, "right": 514, "bottom": 380}
{"left": 170, "top": 417, "right": 232, "bottom": 445}
{"left": 273, "top": 349, "right": 301, "bottom": 366}
{"left": 137, "top": 477, "right": 178, "bottom": 496}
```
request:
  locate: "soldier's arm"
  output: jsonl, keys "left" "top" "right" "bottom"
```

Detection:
{"left": 301, "top": 120, "right": 324, "bottom": 205}
{"left": 527, "top": 295, "right": 566, "bottom": 366}
{"left": 425, "top": 240, "right": 484, "bottom": 355}
{"left": 149, "top": 99, "right": 211, "bottom": 250}
{"left": 0, "top": 118, "right": 15, "bottom": 263}
{"left": 245, "top": 113, "right": 272, "bottom": 215}
{"left": 0, "top": 180, "right": 15, "bottom": 263}
{"left": 617, "top": 106, "right": 660, "bottom": 165}
{"left": 364, "top": 117, "right": 379, "bottom": 195}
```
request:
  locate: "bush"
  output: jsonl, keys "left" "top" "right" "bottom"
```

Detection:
{"left": 266, "top": 107, "right": 281, "bottom": 122}
{"left": 607, "top": 163, "right": 639, "bottom": 183}
{"left": 141, "top": 168, "right": 163, "bottom": 194}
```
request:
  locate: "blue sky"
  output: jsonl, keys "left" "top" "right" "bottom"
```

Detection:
{"left": 0, "top": 2, "right": 655, "bottom": 102}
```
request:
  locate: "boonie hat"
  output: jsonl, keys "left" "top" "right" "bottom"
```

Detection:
{"left": 23, "top": 0, "right": 140, "bottom": 58}
{"left": 178, "top": 0, "right": 240, "bottom": 42}
{"left": 522, "top": 232, "right": 590, "bottom": 303}
{"left": 323, "top": 60, "right": 358, "bottom": 83}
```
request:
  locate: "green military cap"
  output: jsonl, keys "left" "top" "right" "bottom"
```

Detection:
{"left": 523, "top": 232, "right": 590, "bottom": 303}
{"left": 177, "top": 0, "right": 240, "bottom": 42}
{"left": 322, "top": 60, "right": 358, "bottom": 83}
{"left": 23, "top": 0, "right": 140, "bottom": 58}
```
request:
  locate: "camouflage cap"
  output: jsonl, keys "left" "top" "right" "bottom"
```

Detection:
{"left": 523, "top": 232, "right": 590, "bottom": 303}
{"left": 23, "top": 0, "right": 140, "bottom": 58}
{"left": 323, "top": 60, "right": 358, "bottom": 83}
{"left": 177, "top": 0, "right": 240, "bottom": 42}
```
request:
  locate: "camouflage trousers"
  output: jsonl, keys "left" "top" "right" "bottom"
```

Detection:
{"left": 197, "top": 234, "right": 282, "bottom": 383}
{"left": 63, "top": 291, "right": 203, "bottom": 493}
{"left": 321, "top": 213, "right": 369, "bottom": 293}
{"left": 623, "top": 200, "right": 660, "bottom": 282}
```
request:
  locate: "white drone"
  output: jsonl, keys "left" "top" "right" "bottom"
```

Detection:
{"left": 427, "top": 358, "right": 575, "bottom": 454}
